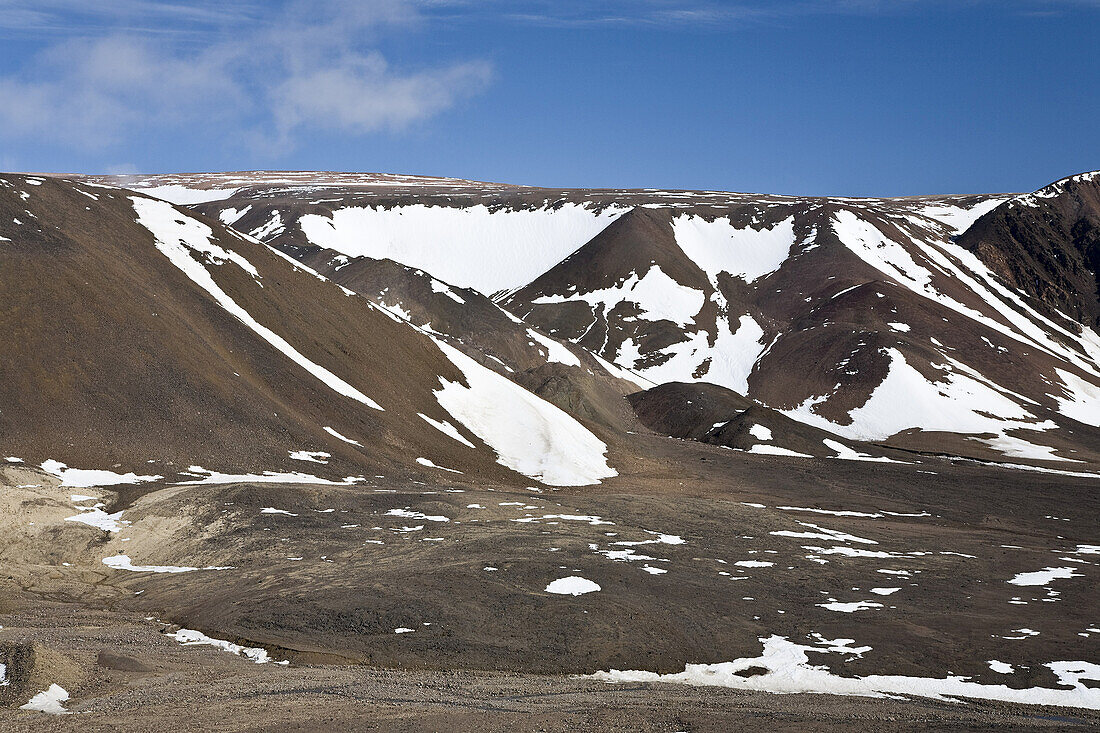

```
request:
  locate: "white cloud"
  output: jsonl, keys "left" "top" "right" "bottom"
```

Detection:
{"left": 0, "top": 1, "right": 492, "bottom": 153}
{"left": 272, "top": 54, "right": 492, "bottom": 137}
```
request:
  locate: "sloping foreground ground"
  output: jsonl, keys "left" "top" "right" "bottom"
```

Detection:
{"left": 2, "top": 434, "right": 1098, "bottom": 729}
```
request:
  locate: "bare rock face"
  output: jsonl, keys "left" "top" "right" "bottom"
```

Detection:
{"left": 959, "top": 172, "right": 1100, "bottom": 327}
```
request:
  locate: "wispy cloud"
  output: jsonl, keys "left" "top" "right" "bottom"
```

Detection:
{"left": 425, "top": 0, "right": 1096, "bottom": 27}
{"left": 0, "top": 1, "right": 492, "bottom": 154}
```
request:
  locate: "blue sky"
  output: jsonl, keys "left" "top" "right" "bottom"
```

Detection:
{"left": 0, "top": 0, "right": 1097, "bottom": 195}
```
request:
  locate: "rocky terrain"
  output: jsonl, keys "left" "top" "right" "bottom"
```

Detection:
{"left": 2, "top": 170, "right": 1099, "bottom": 729}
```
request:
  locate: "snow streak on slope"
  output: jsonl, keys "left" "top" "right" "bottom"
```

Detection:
{"left": 130, "top": 197, "right": 384, "bottom": 410}
{"left": 298, "top": 204, "right": 627, "bottom": 294}
{"left": 833, "top": 210, "right": 1100, "bottom": 379}
{"left": 432, "top": 340, "right": 616, "bottom": 486}
{"left": 787, "top": 348, "right": 1044, "bottom": 441}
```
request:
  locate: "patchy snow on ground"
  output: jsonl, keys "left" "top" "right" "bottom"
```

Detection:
{"left": 822, "top": 439, "right": 896, "bottom": 463}
{"left": 746, "top": 445, "right": 813, "bottom": 458}
{"left": 1053, "top": 368, "right": 1100, "bottom": 427}
{"left": 179, "top": 466, "right": 362, "bottom": 486}
{"left": 788, "top": 347, "right": 1038, "bottom": 441}
{"left": 64, "top": 506, "right": 128, "bottom": 533}
{"left": 545, "top": 576, "right": 601, "bottom": 595}
{"left": 817, "top": 600, "right": 884, "bottom": 613}
{"left": 167, "top": 628, "right": 286, "bottom": 664}
{"left": 770, "top": 522, "right": 877, "bottom": 545}
{"left": 432, "top": 339, "right": 616, "bottom": 486}
{"left": 386, "top": 508, "right": 450, "bottom": 523}
{"left": 41, "top": 459, "right": 161, "bottom": 488}
{"left": 130, "top": 184, "right": 240, "bottom": 205}
{"left": 532, "top": 265, "right": 705, "bottom": 329}
{"left": 749, "top": 424, "right": 772, "bottom": 441}
{"left": 1007, "top": 567, "right": 1083, "bottom": 586}
{"left": 289, "top": 450, "right": 330, "bottom": 463}
{"left": 102, "top": 554, "right": 230, "bottom": 573}
{"left": 20, "top": 684, "right": 70, "bottom": 714}
{"left": 512, "top": 514, "right": 614, "bottom": 526}
{"left": 701, "top": 313, "right": 768, "bottom": 394}
{"left": 591, "top": 635, "right": 1100, "bottom": 710}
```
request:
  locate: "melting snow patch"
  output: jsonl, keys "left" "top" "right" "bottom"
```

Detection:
{"left": 1052, "top": 368, "right": 1100, "bottom": 427}
{"left": 1007, "top": 567, "right": 1082, "bottom": 586}
{"left": 821, "top": 439, "right": 897, "bottom": 463}
{"left": 20, "top": 684, "right": 70, "bottom": 715}
{"left": 746, "top": 445, "right": 812, "bottom": 458}
{"left": 545, "top": 577, "right": 601, "bottom": 595}
{"left": 432, "top": 339, "right": 616, "bottom": 486}
{"left": 818, "top": 600, "right": 884, "bottom": 613}
{"left": 180, "top": 467, "right": 361, "bottom": 485}
{"left": 989, "top": 660, "right": 1014, "bottom": 674}
{"left": 289, "top": 450, "right": 330, "bottom": 463}
{"left": 386, "top": 508, "right": 449, "bottom": 522}
{"left": 41, "top": 459, "right": 161, "bottom": 488}
{"left": 591, "top": 635, "right": 1100, "bottom": 710}
{"left": 526, "top": 328, "right": 581, "bottom": 366}
{"left": 102, "top": 554, "right": 230, "bottom": 573}
{"left": 513, "top": 514, "right": 613, "bottom": 525}
{"left": 531, "top": 264, "right": 705, "bottom": 329}
{"left": 167, "top": 628, "right": 286, "bottom": 664}
{"left": 771, "top": 522, "right": 877, "bottom": 545}
{"left": 65, "top": 507, "right": 128, "bottom": 533}
{"left": 298, "top": 202, "right": 625, "bottom": 293}
{"left": 749, "top": 424, "right": 772, "bottom": 441}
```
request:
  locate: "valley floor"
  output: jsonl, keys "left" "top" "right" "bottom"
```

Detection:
{"left": 1, "top": 602, "right": 1098, "bottom": 732}
{"left": 2, "top": 437, "right": 1099, "bottom": 730}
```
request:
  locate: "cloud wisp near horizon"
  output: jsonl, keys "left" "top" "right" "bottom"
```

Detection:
{"left": 0, "top": 1, "right": 492, "bottom": 157}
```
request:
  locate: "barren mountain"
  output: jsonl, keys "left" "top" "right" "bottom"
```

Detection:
{"left": 4, "top": 170, "right": 1097, "bottom": 728}
{"left": 0, "top": 174, "right": 619, "bottom": 489}
{"left": 960, "top": 171, "right": 1100, "bottom": 327}
{"left": 93, "top": 170, "right": 1100, "bottom": 468}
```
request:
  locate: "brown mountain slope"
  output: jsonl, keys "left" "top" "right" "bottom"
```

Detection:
{"left": 296, "top": 250, "right": 647, "bottom": 432}
{"left": 0, "top": 175, "right": 617, "bottom": 489}
{"left": 959, "top": 171, "right": 1100, "bottom": 327}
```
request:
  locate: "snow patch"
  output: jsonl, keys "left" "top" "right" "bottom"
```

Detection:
{"left": 432, "top": 339, "right": 616, "bottom": 486}
{"left": 545, "top": 576, "right": 601, "bottom": 595}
